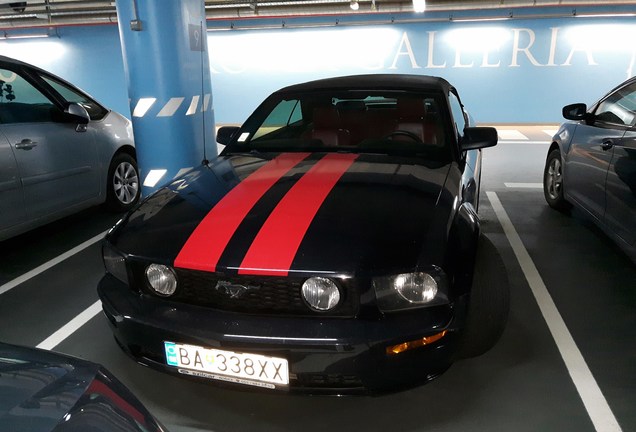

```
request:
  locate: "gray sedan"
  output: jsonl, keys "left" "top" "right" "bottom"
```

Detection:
{"left": 0, "top": 55, "right": 139, "bottom": 241}
{"left": 544, "top": 76, "right": 636, "bottom": 263}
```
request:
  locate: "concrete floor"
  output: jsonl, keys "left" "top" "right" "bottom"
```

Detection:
{"left": 1, "top": 126, "right": 634, "bottom": 432}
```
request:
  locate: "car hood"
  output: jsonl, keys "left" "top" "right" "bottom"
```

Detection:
{"left": 0, "top": 343, "right": 164, "bottom": 432}
{"left": 111, "top": 152, "right": 455, "bottom": 276}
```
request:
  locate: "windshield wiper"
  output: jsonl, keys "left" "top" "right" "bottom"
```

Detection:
{"left": 223, "top": 148, "right": 272, "bottom": 159}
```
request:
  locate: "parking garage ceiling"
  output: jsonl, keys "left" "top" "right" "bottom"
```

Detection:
{"left": 0, "top": 0, "right": 635, "bottom": 28}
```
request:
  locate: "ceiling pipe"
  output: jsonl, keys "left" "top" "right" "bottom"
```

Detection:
{"left": 1, "top": 0, "right": 636, "bottom": 28}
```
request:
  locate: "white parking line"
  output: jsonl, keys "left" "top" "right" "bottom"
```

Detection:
{"left": 0, "top": 230, "right": 108, "bottom": 296}
{"left": 504, "top": 183, "right": 543, "bottom": 189}
{"left": 543, "top": 129, "right": 559, "bottom": 138}
{"left": 498, "top": 130, "right": 529, "bottom": 140}
{"left": 486, "top": 191, "right": 622, "bottom": 432}
{"left": 37, "top": 300, "right": 102, "bottom": 350}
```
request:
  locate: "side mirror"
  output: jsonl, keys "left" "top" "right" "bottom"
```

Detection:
{"left": 461, "top": 127, "right": 498, "bottom": 151}
{"left": 216, "top": 126, "right": 240, "bottom": 146}
{"left": 562, "top": 103, "right": 588, "bottom": 121}
{"left": 65, "top": 102, "right": 90, "bottom": 124}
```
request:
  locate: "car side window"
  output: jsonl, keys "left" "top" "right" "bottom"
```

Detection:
{"left": 40, "top": 74, "right": 108, "bottom": 121}
{"left": 594, "top": 82, "right": 636, "bottom": 127}
{"left": 253, "top": 99, "right": 302, "bottom": 140}
{"left": 448, "top": 91, "right": 467, "bottom": 140}
{"left": 0, "top": 68, "right": 60, "bottom": 124}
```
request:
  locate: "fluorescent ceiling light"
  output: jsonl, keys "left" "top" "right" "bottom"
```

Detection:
{"left": 451, "top": 17, "right": 510, "bottom": 22}
{"left": 575, "top": 13, "right": 636, "bottom": 18}
{"left": 0, "top": 32, "right": 50, "bottom": 40}
{"left": 206, "top": 1, "right": 360, "bottom": 8}
{"left": 413, "top": 0, "right": 426, "bottom": 13}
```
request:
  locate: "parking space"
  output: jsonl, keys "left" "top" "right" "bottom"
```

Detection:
{"left": 0, "top": 128, "right": 634, "bottom": 432}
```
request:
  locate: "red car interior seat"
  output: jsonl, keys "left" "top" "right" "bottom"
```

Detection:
{"left": 311, "top": 106, "right": 350, "bottom": 147}
{"left": 394, "top": 98, "right": 439, "bottom": 145}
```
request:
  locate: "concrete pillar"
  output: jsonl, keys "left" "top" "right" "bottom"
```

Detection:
{"left": 115, "top": 0, "right": 216, "bottom": 196}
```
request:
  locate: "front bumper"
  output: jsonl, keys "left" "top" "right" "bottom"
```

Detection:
{"left": 98, "top": 274, "right": 463, "bottom": 394}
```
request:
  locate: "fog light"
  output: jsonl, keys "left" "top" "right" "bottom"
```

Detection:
{"left": 145, "top": 264, "right": 177, "bottom": 296}
{"left": 386, "top": 330, "right": 448, "bottom": 355}
{"left": 302, "top": 277, "right": 340, "bottom": 311}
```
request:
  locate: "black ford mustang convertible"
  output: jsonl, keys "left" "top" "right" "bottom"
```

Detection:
{"left": 98, "top": 74, "right": 509, "bottom": 393}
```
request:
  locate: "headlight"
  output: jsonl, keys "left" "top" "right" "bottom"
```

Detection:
{"left": 394, "top": 272, "right": 437, "bottom": 303}
{"left": 145, "top": 264, "right": 178, "bottom": 297}
{"left": 103, "top": 242, "right": 128, "bottom": 284}
{"left": 373, "top": 269, "right": 448, "bottom": 312}
{"left": 301, "top": 277, "right": 340, "bottom": 311}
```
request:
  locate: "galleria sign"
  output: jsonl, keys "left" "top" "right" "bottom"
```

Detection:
{"left": 208, "top": 22, "right": 635, "bottom": 75}
{"left": 388, "top": 28, "right": 598, "bottom": 70}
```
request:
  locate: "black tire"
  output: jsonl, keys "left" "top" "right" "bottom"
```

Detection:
{"left": 106, "top": 153, "right": 140, "bottom": 212}
{"left": 543, "top": 149, "right": 571, "bottom": 211}
{"left": 456, "top": 234, "right": 510, "bottom": 359}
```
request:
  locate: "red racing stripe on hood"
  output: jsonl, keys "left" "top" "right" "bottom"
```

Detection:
{"left": 238, "top": 153, "right": 358, "bottom": 276}
{"left": 174, "top": 153, "right": 310, "bottom": 272}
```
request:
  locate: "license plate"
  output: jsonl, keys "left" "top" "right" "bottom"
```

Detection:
{"left": 164, "top": 341, "right": 289, "bottom": 389}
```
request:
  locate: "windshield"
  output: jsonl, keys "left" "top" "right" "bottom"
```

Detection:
{"left": 225, "top": 89, "right": 451, "bottom": 160}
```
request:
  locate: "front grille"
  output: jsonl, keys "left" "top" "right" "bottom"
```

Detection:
{"left": 164, "top": 269, "right": 358, "bottom": 317}
{"left": 295, "top": 373, "right": 363, "bottom": 389}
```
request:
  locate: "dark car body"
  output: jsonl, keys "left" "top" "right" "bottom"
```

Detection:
{"left": 0, "top": 342, "right": 166, "bottom": 431}
{"left": 98, "top": 74, "right": 506, "bottom": 393}
{"left": 544, "top": 76, "right": 636, "bottom": 263}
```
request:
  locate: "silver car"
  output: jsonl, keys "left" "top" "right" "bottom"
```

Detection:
{"left": 0, "top": 55, "right": 139, "bottom": 241}
{"left": 543, "top": 76, "right": 636, "bottom": 263}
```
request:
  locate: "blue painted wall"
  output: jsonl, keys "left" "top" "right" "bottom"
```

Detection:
{"left": 1, "top": 8, "right": 634, "bottom": 125}
{"left": 0, "top": 25, "right": 129, "bottom": 117}
{"left": 207, "top": 16, "right": 636, "bottom": 124}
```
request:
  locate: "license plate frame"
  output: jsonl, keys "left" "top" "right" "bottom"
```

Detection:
{"left": 164, "top": 341, "right": 289, "bottom": 389}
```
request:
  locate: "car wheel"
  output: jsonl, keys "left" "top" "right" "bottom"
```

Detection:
{"left": 543, "top": 149, "right": 571, "bottom": 211}
{"left": 456, "top": 234, "right": 510, "bottom": 359}
{"left": 106, "top": 153, "right": 140, "bottom": 212}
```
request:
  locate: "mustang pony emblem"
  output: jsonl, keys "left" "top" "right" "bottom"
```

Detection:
{"left": 215, "top": 280, "right": 260, "bottom": 299}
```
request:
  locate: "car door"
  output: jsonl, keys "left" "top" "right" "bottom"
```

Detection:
{"left": 563, "top": 82, "right": 636, "bottom": 220}
{"left": 448, "top": 89, "right": 480, "bottom": 209}
{"left": 0, "top": 128, "right": 24, "bottom": 233}
{"left": 605, "top": 126, "right": 636, "bottom": 247}
{"left": 0, "top": 66, "right": 100, "bottom": 222}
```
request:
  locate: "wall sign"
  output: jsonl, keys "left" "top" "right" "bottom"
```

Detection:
{"left": 1, "top": 14, "right": 633, "bottom": 124}
{"left": 207, "top": 18, "right": 636, "bottom": 123}
{"left": 189, "top": 23, "right": 204, "bottom": 52}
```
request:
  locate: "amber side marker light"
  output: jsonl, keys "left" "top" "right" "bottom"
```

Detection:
{"left": 386, "top": 330, "right": 448, "bottom": 355}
